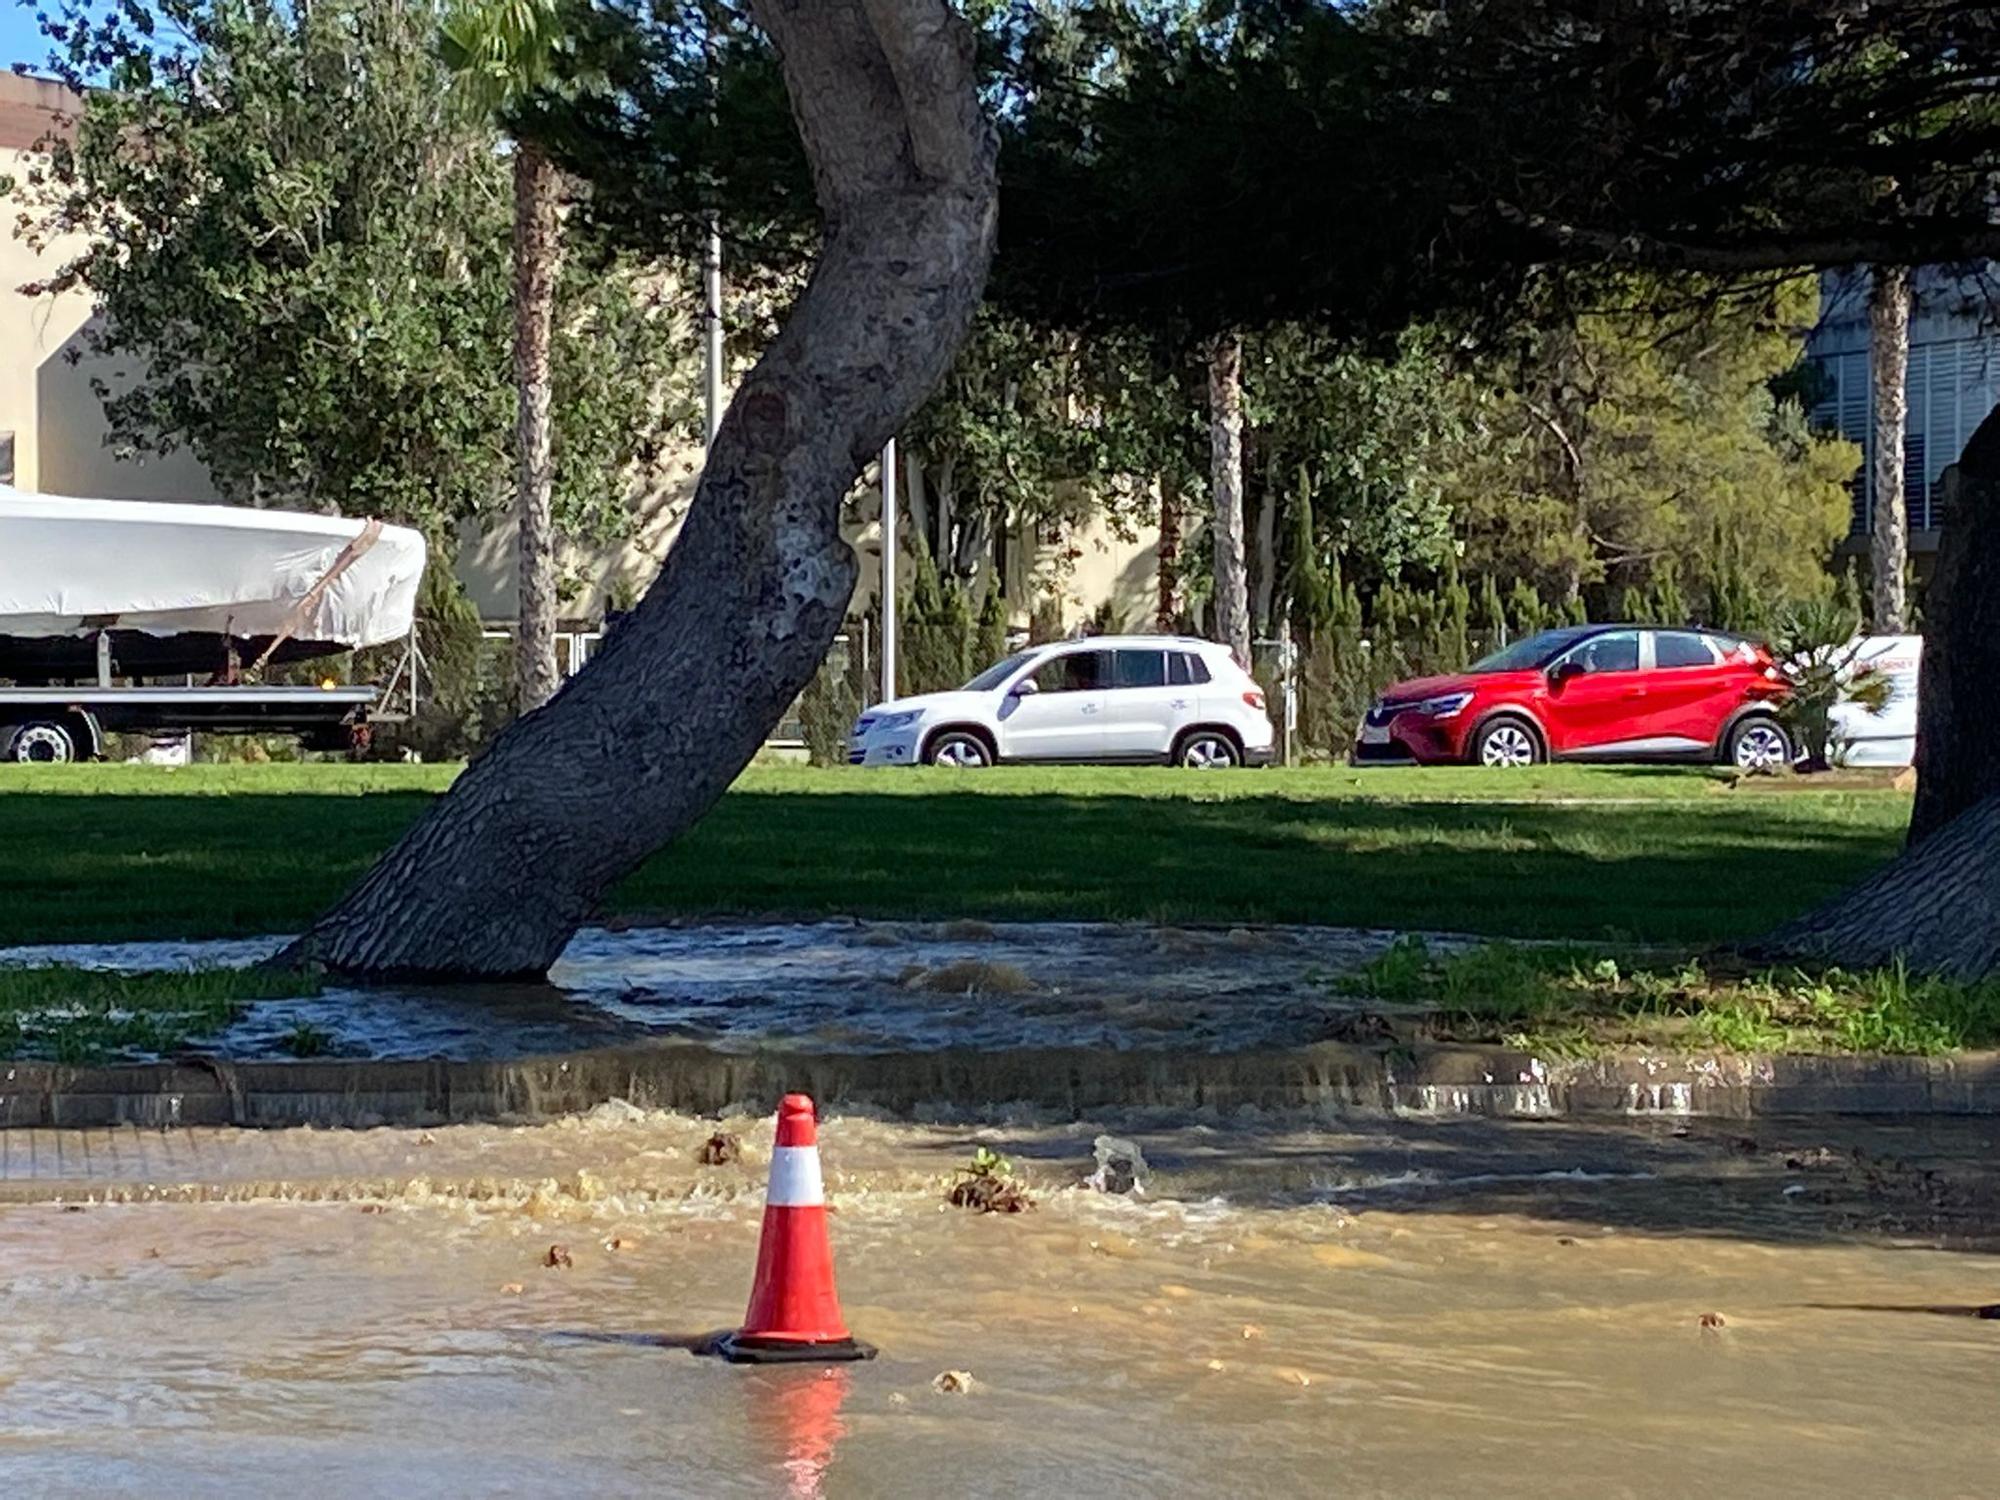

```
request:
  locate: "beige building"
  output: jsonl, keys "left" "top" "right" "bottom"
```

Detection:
{"left": 1, "top": 72, "right": 1162, "bottom": 655}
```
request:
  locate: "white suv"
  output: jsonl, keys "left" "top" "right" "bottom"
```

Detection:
{"left": 849, "top": 635, "right": 1276, "bottom": 768}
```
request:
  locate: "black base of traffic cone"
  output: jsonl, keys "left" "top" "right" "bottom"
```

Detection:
{"left": 694, "top": 1329, "right": 879, "bottom": 1365}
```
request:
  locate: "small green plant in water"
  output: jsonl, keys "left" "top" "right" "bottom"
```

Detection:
{"left": 278, "top": 1021, "right": 338, "bottom": 1059}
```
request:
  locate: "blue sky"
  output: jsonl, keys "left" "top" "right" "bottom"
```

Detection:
{"left": 5, "top": 2, "right": 57, "bottom": 74}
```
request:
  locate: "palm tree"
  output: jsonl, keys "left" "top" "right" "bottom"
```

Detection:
{"left": 1207, "top": 330, "right": 1251, "bottom": 667}
{"left": 1868, "top": 264, "right": 1912, "bottom": 634}
{"left": 441, "top": 0, "right": 569, "bottom": 713}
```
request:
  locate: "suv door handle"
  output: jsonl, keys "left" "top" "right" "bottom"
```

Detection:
{"left": 1082, "top": 703, "right": 1099, "bottom": 714}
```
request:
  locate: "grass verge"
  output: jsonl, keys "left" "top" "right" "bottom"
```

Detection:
{"left": 1342, "top": 937, "right": 2000, "bottom": 1057}
{"left": 0, "top": 964, "right": 322, "bottom": 1063}
{"left": 0, "top": 763, "right": 1909, "bottom": 948}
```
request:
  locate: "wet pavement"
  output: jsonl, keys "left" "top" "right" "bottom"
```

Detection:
{"left": 1, "top": 1108, "right": 1998, "bottom": 1496}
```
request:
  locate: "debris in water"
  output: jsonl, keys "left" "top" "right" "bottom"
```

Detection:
{"left": 947, "top": 1147, "right": 1033, "bottom": 1213}
{"left": 544, "top": 1244, "right": 574, "bottom": 1269}
{"left": 1205, "top": 1359, "right": 1226, "bottom": 1373}
{"left": 606, "top": 1235, "right": 639, "bottom": 1251}
{"left": 358, "top": 1204, "right": 388, "bottom": 1214}
{"left": 931, "top": 1370, "right": 975, "bottom": 1395}
{"left": 699, "top": 1132, "right": 742, "bottom": 1166}
{"left": 585, "top": 1098, "right": 649, "bottom": 1127}
{"left": 1088, "top": 1135, "right": 1149, "bottom": 1195}
{"left": 1731, "top": 1137, "right": 1760, "bottom": 1155}
{"left": 1785, "top": 1148, "right": 1838, "bottom": 1171}
{"left": 940, "top": 919, "right": 997, "bottom": 942}
{"left": 1555, "top": 1236, "right": 1578, "bottom": 1247}
{"left": 501, "top": 1282, "right": 524, "bottom": 1295}
{"left": 1241, "top": 1325, "right": 1265, "bottom": 1341}
{"left": 1699, "top": 1312, "right": 1726, "bottom": 1330}
{"left": 905, "top": 958, "right": 1037, "bottom": 995}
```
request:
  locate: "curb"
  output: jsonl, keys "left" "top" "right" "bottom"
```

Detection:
{"left": 6, "top": 1042, "right": 2000, "bottom": 1128}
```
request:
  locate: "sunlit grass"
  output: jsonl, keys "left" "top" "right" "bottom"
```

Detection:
{"left": 0, "top": 964, "right": 321, "bottom": 1063}
{"left": 1342, "top": 937, "right": 2000, "bottom": 1057}
{"left": 0, "top": 761, "right": 1912, "bottom": 948}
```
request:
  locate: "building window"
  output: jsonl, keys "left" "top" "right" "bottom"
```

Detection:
{"left": 0, "top": 431, "right": 13, "bottom": 486}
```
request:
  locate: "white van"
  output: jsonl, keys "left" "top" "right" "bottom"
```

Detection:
{"left": 1830, "top": 634, "right": 1922, "bottom": 768}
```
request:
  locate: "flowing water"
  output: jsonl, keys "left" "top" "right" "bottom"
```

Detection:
{"left": 0, "top": 921, "right": 1436, "bottom": 1060}
{"left": 2, "top": 1107, "right": 1997, "bottom": 1497}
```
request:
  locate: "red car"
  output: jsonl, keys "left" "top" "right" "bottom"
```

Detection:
{"left": 1353, "top": 624, "right": 1792, "bottom": 770}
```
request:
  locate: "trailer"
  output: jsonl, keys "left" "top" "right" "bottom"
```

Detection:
{"left": 0, "top": 489, "right": 425, "bottom": 762}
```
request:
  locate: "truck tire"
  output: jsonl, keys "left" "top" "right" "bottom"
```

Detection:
{"left": 6, "top": 720, "right": 78, "bottom": 763}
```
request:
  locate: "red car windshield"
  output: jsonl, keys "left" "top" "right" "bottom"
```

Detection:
{"left": 1468, "top": 627, "right": 1599, "bottom": 673}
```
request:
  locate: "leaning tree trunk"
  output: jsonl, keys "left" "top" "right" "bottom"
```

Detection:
{"left": 1207, "top": 331, "right": 1251, "bottom": 668}
{"left": 286, "top": 0, "right": 998, "bottom": 978}
{"left": 1869, "top": 263, "right": 1912, "bottom": 634}
{"left": 513, "top": 140, "right": 564, "bottom": 715}
{"left": 1754, "top": 403, "right": 2000, "bottom": 976}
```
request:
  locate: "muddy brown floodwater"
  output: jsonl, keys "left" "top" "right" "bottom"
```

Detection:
{"left": 2, "top": 1108, "right": 1998, "bottom": 1498}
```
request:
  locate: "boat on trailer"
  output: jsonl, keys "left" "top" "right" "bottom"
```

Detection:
{"left": 0, "top": 489, "right": 427, "bottom": 761}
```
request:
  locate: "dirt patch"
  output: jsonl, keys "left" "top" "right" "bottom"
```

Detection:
{"left": 1724, "top": 768, "right": 1915, "bottom": 793}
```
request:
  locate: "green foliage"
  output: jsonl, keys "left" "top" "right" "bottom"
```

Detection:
{"left": 1448, "top": 278, "right": 1858, "bottom": 620}
{"left": 900, "top": 541, "right": 979, "bottom": 696}
{"left": 1770, "top": 586, "right": 1897, "bottom": 771}
{"left": 17, "top": 0, "right": 685, "bottom": 539}
{"left": 975, "top": 584, "right": 1010, "bottom": 672}
{"left": 797, "top": 632, "right": 867, "bottom": 767}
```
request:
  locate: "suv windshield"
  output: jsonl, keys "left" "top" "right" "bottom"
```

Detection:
{"left": 1469, "top": 627, "right": 1600, "bottom": 674}
{"left": 963, "top": 651, "right": 1037, "bottom": 691}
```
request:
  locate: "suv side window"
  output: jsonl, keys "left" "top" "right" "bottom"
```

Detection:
{"left": 1113, "top": 650, "right": 1167, "bottom": 689}
{"left": 1564, "top": 630, "right": 1640, "bottom": 674}
{"left": 1654, "top": 630, "right": 1719, "bottom": 669}
{"left": 1170, "top": 651, "right": 1212, "bottom": 686}
{"left": 1030, "top": 650, "right": 1108, "bottom": 693}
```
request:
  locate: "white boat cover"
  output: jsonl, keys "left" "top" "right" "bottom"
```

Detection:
{"left": 0, "top": 489, "right": 426, "bottom": 647}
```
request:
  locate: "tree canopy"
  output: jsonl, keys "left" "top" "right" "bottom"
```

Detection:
{"left": 15, "top": 0, "right": 691, "bottom": 542}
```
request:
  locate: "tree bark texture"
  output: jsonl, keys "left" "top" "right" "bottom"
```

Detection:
{"left": 513, "top": 141, "right": 564, "bottom": 715}
{"left": 1155, "top": 474, "right": 1183, "bottom": 631}
{"left": 1869, "top": 263, "right": 1911, "bottom": 634}
{"left": 1752, "top": 404, "right": 2000, "bottom": 977}
{"left": 1909, "top": 406, "right": 2000, "bottom": 846}
{"left": 288, "top": 0, "right": 998, "bottom": 978}
{"left": 1208, "top": 331, "right": 1250, "bottom": 668}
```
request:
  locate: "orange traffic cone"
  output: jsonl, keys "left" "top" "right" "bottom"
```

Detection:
{"left": 699, "top": 1094, "right": 876, "bottom": 1364}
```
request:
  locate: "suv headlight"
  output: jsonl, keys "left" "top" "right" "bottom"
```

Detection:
{"left": 873, "top": 709, "right": 923, "bottom": 732}
{"left": 1413, "top": 692, "right": 1473, "bottom": 719}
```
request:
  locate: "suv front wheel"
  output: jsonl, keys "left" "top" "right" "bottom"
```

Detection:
{"left": 924, "top": 730, "right": 993, "bottom": 767}
{"left": 1470, "top": 715, "right": 1543, "bottom": 768}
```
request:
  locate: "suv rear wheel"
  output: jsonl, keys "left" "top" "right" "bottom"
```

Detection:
{"left": 1470, "top": 715, "right": 1542, "bottom": 768}
{"left": 1176, "top": 729, "right": 1240, "bottom": 768}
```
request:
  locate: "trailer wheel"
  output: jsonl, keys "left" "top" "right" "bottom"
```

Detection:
{"left": 6, "top": 720, "right": 78, "bottom": 763}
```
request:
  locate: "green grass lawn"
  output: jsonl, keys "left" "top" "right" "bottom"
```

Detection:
{"left": 0, "top": 761, "right": 1909, "bottom": 950}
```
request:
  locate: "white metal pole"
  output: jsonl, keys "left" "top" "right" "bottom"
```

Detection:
{"left": 879, "top": 438, "right": 898, "bottom": 702}
{"left": 703, "top": 218, "right": 724, "bottom": 449}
